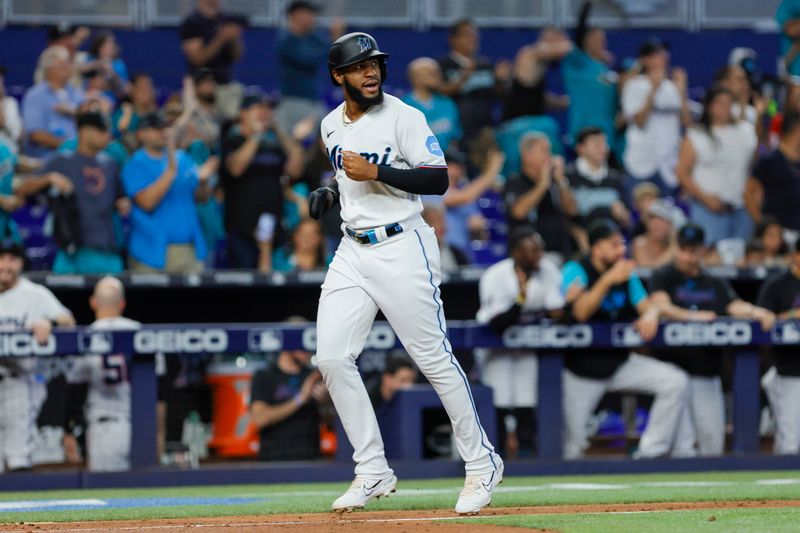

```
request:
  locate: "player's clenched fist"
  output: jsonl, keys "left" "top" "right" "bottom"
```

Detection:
{"left": 342, "top": 151, "right": 378, "bottom": 181}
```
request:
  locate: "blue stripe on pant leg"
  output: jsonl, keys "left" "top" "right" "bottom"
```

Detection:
{"left": 413, "top": 229, "right": 497, "bottom": 474}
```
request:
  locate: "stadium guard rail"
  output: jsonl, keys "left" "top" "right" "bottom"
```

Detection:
{"left": 2, "top": 318, "right": 794, "bottom": 469}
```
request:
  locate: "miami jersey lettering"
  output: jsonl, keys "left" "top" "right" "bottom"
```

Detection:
{"left": 321, "top": 94, "right": 447, "bottom": 230}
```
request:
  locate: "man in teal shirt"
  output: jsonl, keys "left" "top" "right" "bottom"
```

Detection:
{"left": 777, "top": 0, "right": 800, "bottom": 76}
{"left": 562, "top": 1, "right": 618, "bottom": 152}
{"left": 0, "top": 139, "right": 20, "bottom": 243}
{"left": 402, "top": 57, "right": 462, "bottom": 152}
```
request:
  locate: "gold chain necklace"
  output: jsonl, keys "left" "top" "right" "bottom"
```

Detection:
{"left": 342, "top": 103, "right": 370, "bottom": 126}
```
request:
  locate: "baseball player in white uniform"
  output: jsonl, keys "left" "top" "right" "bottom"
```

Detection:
{"left": 67, "top": 277, "right": 138, "bottom": 471}
{"left": 0, "top": 239, "right": 74, "bottom": 472}
{"left": 476, "top": 229, "right": 565, "bottom": 456}
{"left": 308, "top": 32, "right": 502, "bottom": 515}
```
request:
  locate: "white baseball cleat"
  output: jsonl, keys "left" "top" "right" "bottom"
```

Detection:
{"left": 331, "top": 474, "right": 398, "bottom": 513}
{"left": 454, "top": 458, "right": 504, "bottom": 515}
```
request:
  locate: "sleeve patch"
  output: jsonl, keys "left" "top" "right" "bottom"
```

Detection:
{"left": 426, "top": 135, "right": 444, "bottom": 157}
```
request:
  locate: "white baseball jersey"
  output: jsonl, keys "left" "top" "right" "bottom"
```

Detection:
{"left": 476, "top": 258, "right": 564, "bottom": 408}
{"left": 321, "top": 93, "right": 447, "bottom": 230}
{"left": 0, "top": 277, "right": 71, "bottom": 331}
{"left": 67, "top": 317, "right": 139, "bottom": 422}
{"left": 0, "top": 277, "right": 70, "bottom": 470}
{"left": 476, "top": 258, "right": 565, "bottom": 324}
{"left": 0, "top": 277, "right": 71, "bottom": 374}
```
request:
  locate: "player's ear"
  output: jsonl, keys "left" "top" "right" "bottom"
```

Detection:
{"left": 332, "top": 70, "right": 344, "bottom": 86}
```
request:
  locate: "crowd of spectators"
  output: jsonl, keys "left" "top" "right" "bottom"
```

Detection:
{"left": 6, "top": 0, "right": 800, "bottom": 468}
{"left": 1, "top": 0, "right": 800, "bottom": 276}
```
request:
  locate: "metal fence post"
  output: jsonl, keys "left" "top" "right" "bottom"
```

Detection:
{"left": 537, "top": 351, "right": 563, "bottom": 460}
{"left": 732, "top": 350, "right": 761, "bottom": 454}
{"left": 130, "top": 353, "right": 159, "bottom": 469}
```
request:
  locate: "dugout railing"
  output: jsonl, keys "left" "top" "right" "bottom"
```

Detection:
{"left": 1, "top": 319, "right": 798, "bottom": 489}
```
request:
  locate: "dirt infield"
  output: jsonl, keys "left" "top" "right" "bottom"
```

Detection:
{"left": 5, "top": 500, "right": 800, "bottom": 532}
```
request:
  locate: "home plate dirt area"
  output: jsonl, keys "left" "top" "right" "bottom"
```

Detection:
{"left": 6, "top": 500, "right": 800, "bottom": 532}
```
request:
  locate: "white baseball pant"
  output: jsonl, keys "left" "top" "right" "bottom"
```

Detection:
{"left": 672, "top": 375, "right": 726, "bottom": 457}
{"left": 87, "top": 418, "right": 131, "bottom": 472}
{"left": 764, "top": 371, "right": 800, "bottom": 454}
{"left": 316, "top": 221, "right": 499, "bottom": 477}
{"left": 562, "top": 353, "right": 689, "bottom": 460}
{"left": 482, "top": 353, "right": 537, "bottom": 408}
{"left": 0, "top": 374, "right": 33, "bottom": 471}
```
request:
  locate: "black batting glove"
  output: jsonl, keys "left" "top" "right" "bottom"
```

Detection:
{"left": 308, "top": 180, "right": 340, "bottom": 220}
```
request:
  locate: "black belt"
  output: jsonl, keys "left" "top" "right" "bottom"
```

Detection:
{"left": 96, "top": 417, "right": 121, "bottom": 424}
{"left": 0, "top": 373, "right": 19, "bottom": 382}
{"left": 345, "top": 223, "right": 404, "bottom": 245}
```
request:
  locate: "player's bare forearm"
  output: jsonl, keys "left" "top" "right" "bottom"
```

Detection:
{"left": 572, "top": 278, "right": 612, "bottom": 322}
{"left": 250, "top": 400, "right": 301, "bottom": 429}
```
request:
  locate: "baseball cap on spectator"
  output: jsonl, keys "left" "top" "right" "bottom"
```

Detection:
{"left": 240, "top": 94, "right": 274, "bottom": 110}
{"left": 138, "top": 112, "right": 166, "bottom": 130}
{"left": 47, "top": 24, "right": 77, "bottom": 43}
{"left": 677, "top": 223, "right": 705, "bottom": 248}
{"left": 632, "top": 181, "right": 660, "bottom": 205}
{"left": 587, "top": 219, "right": 621, "bottom": 247}
{"left": 286, "top": 1, "right": 319, "bottom": 14}
{"left": 639, "top": 37, "right": 669, "bottom": 57}
{"left": 76, "top": 110, "right": 110, "bottom": 131}
{"left": 647, "top": 199, "right": 686, "bottom": 228}
{"left": 445, "top": 149, "right": 468, "bottom": 167}
{"left": 192, "top": 68, "right": 216, "bottom": 84}
{"left": 0, "top": 239, "right": 25, "bottom": 259}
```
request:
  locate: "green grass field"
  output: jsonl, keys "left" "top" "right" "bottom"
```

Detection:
{"left": 2, "top": 470, "right": 800, "bottom": 531}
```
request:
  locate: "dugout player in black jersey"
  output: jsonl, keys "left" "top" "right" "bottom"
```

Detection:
{"left": 649, "top": 223, "right": 775, "bottom": 457}
{"left": 757, "top": 238, "right": 800, "bottom": 454}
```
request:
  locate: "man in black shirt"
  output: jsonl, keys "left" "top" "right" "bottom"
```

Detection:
{"left": 438, "top": 19, "right": 511, "bottom": 142}
{"left": 746, "top": 111, "right": 800, "bottom": 231}
{"left": 180, "top": 0, "right": 246, "bottom": 117}
{"left": 560, "top": 219, "right": 688, "bottom": 459}
{"left": 757, "top": 239, "right": 800, "bottom": 454}
{"left": 249, "top": 349, "right": 328, "bottom": 461}
{"left": 505, "top": 133, "right": 577, "bottom": 259}
{"left": 650, "top": 223, "right": 775, "bottom": 457}
{"left": 222, "top": 94, "right": 303, "bottom": 268}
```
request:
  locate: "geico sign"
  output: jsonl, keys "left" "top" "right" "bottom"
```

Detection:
{"left": 502, "top": 325, "right": 593, "bottom": 349}
{"left": 302, "top": 324, "right": 396, "bottom": 352}
{"left": 0, "top": 333, "right": 56, "bottom": 356}
{"left": 663, "top": 322, "right": 751, "bottom": 346}
{"left": 134, "top": 329, "right": 228, "bottom": 353}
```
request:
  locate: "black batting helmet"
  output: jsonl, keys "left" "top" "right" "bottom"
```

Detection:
{"left": 328, "top": 32, "right": 389, "bottom": 86}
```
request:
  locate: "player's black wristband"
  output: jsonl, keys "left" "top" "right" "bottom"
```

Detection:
{"left": 376, "top": 166, "right": 449, "bottom": 196}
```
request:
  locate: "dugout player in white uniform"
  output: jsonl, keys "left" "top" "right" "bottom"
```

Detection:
{"left": 0, "top": 239, "right": 74, "bottom": 472}
{"left": 67, "top": 277, "right": 138, "bottom": 471}
{"left": 649, "top": 224, "right": 775, "bottom": 457}
{"left": 308, "top": 33, "right": 502, "bottom": 515}
{"left": 476, "top": 229, "right": 565, "bottom": 456}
